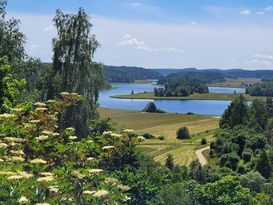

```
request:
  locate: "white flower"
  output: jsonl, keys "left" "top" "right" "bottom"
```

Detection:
{"left": 35, "top": 135, "right": 49, "bottom": 141}
{"left": 123, "top": 129, "right": 134, "bottom": 133}
{"left": 41, "top": 172, "right": 53, "bottom": 176}
{"left": 103, "top": 131, "right": 114, "bottom": 136}
{"left": 29, "top": 120, "right": 41, "bottom": 124}
{"left": 35, "top": 203, "right": 50, "bottom": 205}
{"left": 46, "top": 99, "right": 57, "bottom": 103}
{"left": 30, "top": 158, "right": 47, "bottom": 164}
{"left": 65, "top": 127, "right": 75, "bottom": 131}
{"left": 105, "top": 177, "right": 118, "bottom": 184}
{"left": 113, "top": 133, "right": 122, "bottom": 137}
{"left": 34, "top": 102, "right": 46, "bottom": 107}
{"left": 10, "top": 150, "right": 24, "bottom": 155}
{"left": 71, "top": 170, "right": 85, "bottom": 179}
{"left": 35, "top": 107, "right": 48, "bottom": 112}
{"left": 49, "top": 185, "right": 59, "bottom": 193}
{"left": 18, "top": 171, "right": 33, "bottom": 179}
{"left": 86, "top": 157, "right": 95, "bottom": 161}
{"left": 0, "top": 143, "right": 8, "bottom": 148}
{"left": 41, "top": 130, "right": 53, "bottom": 135}
{"left": 0, "top": 171, "right": 14, "bottom": 175}
{"left": 137, "top": 136, "right": 146, "bottom": 141}
{"left": 117, "top": 184, "right": 130, "bottom": 191}
{"left": 52, "top": 132, "right": 60, "bottom": 137}
{"left": 10, "top": 108, "right": 23, "bottom": 113}
{"left": 60, "top": 92, "right": 70, "bottom": 96}
{"left": 93, "top": 189, "right": 109, "bottom": 198}
{"left": 102, "top": 145, "right": 115, "bottom": 150}
{"left": 18, "top": 196, "right": 28, "bottom": 204}
{"left": 8, "top": 175, "right": 24, "bottom": 180}
{"left": 4, "top": 137, "right": 25, "bottom": 143}
{"left": 0, "top": 159, "right": 4, "bottom": 162}
{"left": 83, "top": 190, "right": 96, "bottom": 195}
{"left": 89, "top": 168, "right": 103, "bottom": 174}
{"left": 10, "top": 156, "right": 24, "bottom": 162}
{"left": 68, "top": 136, "right": 77, "bottom": 140}
{"left": 37, "top": 176, "right": 54, "bottom": 182}
{"left": 0, "top": 113, "right": 16, "bottom": 119}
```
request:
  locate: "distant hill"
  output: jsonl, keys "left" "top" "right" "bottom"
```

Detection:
{"left": 104, "top": 65, "right": 162, "bottom": 83}
{"left": 154, "top": 68, "right": 273, "bottom": 79}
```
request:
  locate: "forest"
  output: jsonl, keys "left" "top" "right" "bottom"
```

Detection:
{"left": 1, "top": 0, "right": 273, "bottom": 204}
{"left": 153, "top": 72, "right": 224, "bottom": 97}
{"left": 246, "top": 79, "right": 273, "bottom": 97}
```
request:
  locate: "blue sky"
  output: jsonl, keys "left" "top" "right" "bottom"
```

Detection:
{"left": 5, "top": 0, "right": 273, "bottom": 69}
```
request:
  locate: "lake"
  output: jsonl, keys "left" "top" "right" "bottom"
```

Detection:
{"left": 99, "top": 84, "right": 245, "bottom": 116}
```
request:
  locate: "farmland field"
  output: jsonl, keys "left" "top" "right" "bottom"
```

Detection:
{"left": 98, "top": 108, "right": 219, "bottom": 166}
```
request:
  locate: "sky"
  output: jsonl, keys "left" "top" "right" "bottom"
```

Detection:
{"left": 5, "top": 0, "right": 273, "bottom": 70}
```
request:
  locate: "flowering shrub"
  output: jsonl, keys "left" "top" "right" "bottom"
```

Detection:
{"left": 0, "top": 93, "right": 131, "bottom": 204}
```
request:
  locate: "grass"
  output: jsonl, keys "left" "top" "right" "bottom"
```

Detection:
{"left": 203, "top": 149, "right": 219, "bottom": 167}
{"left": 111, "top": 91, "right": 263, "bottom": 101}
{"left": 208, "top": 77, "right": 261, "bottom": 88}
{"left": 98, "top": 108, "right": 219, "bottom": 166}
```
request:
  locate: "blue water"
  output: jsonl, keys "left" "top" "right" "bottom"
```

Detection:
{"left": 98, "top": 84, "right": 244, "bottom": 116}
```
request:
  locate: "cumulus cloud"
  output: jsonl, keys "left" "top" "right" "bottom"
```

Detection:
{"left": 118, "top": 34, "right": 150, "bottom": 51}
{"left": 44, "top": 26, "right": 54, "bottom": 32}
{"left": 256, "top": 11, "right": 265, "bottom": 15}
{"left": 246, "top": 54, "right": 273, "bottom": 69}
{"left": 118, "top": 34, "right": 184, "bottom": 53}
{"left": 265, "top": 6, "right": 273, "bottom": 11}
{"left": 131, "top": 2, "right": 142, "bottom": 7}
{"left": 240, "top": 10, "right": 252, "bottom": 16}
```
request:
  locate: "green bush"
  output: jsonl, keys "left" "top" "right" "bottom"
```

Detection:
{"left": 176, "top": 127, "right": 190, "bottom": 140}
{"left": 201, "top": 138, "right": 207, "bottom": 145}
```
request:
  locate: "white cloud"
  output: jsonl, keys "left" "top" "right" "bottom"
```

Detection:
{"left": 240, "top": 10, "right": 252, "bottom": 16}
{"left": 118, "top": 34, "right": 151, "bottom": 50}
{"left": 190, "top": 21, "right": 197, "bottom": 25}
{"left": 131, "top": 2, "right": 142, "bottom": 7}
{"left": 265, "top": 6, "right": 273, "bottom": 11}
{"left": 44, "top": 26, "right": 54, "bottom": 32}
{"left": 118, "top": 34, "right": 184, "bottom": 54}
{"left": 256, "top": 11, "right": 265, "bottom": 15}
{"left": 246, "top": 54, "right": 273, "bottom": 69}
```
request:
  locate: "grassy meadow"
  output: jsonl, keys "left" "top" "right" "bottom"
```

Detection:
{"left": 208, "top": 77, "right": 261, "bottom": 88}
{"left": 98, "top": 108, "right": 219, "bottom": 166}
{"left": 111, "top": 91, "right": 263, "bottom": 101}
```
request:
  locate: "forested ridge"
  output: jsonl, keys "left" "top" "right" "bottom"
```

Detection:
{"left": 154, "top": 71, "right": 224, "bottom": 97}
{"left": 1, "top": 0, "right": 273, "bottom": 204}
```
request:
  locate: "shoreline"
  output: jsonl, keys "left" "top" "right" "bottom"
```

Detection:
{"left": 110, "top": 92, "right": 263, "bottom": 101}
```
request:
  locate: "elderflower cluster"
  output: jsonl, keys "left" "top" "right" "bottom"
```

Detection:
{"left": 0, "top": 113, "right": 16, "bottom": 119}
{"left": 37, "top": 176, "right": 54, "bottom": 182}
{"left": 93, "top": 189, "right": 109, "bottom": 198}
{"left": 89, "top": 168, "right": 103, "bottom": 174}
{"left": 18, "top": 196, "right": 28, "bottom": 204}
{"left": 30, "top": 158, "right": 47, "bottom": 164}
{"left": 35, "top": 135, "right": 49, "bottom": 141}
{"left": 102, "top": 145, "right": 115, "bottom": 150}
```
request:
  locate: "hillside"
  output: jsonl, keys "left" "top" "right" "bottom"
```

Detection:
{"left": 154, "top": 68, "right": 273, "bottom": 79}
{"left": 104, "top": 65, "right": 162, "bottom": 83}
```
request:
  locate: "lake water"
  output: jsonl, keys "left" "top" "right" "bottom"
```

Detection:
{"left": 99, "top": 84, "right": 245, "bottom": 116}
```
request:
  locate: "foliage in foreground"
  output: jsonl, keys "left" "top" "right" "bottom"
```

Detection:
{"left": 0, "top": 93, "right": 134, "bottom": 204}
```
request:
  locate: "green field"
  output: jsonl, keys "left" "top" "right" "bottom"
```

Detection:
{"left": 111, "top": 91, "right": 263, "bottom": 101}
{"left": 208, "top": 77, "right": 261, "bottom": 88}
{"left": 98, "top": 108, "right": 219, "bottom": 166}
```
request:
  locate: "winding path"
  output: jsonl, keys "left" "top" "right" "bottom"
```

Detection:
{"left": 195, "top": 146, "right": 210, "bottom": 166}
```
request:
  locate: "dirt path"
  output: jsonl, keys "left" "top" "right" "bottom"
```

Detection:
{"left": 195, "top": 146, "right": 210, "bottom": 166}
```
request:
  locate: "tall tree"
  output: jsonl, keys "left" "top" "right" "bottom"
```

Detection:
{"left": 220, "top": 94, "right": 248, "bottom": 128}
{"left": 0, "top": 0, "right": 25, "bottom": 64}
{"left": 48, "top": 8, "right": 104, "bottom": 137}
